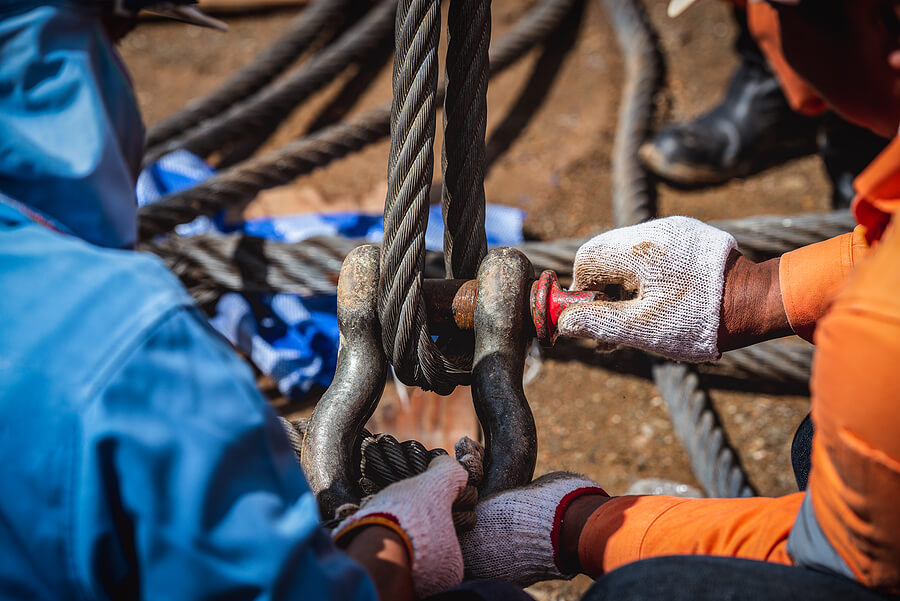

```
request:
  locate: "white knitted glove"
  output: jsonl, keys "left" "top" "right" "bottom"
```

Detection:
{"left": 459, "top": 473, "right": 607, "bottom": 587}
{"left": 559, "top": 216, "right": 736, "bottom": 362}
{"left": 334, "top": 455, "right": 468, "bottom": 598}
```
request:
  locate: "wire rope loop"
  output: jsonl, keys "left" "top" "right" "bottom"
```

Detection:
{"left": 377, "top": 0, "right": 486, "bottom": 393}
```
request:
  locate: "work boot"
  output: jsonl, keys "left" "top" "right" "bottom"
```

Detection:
{"left": 639, "top": 8, "right": 818, "bottom": 187}
{"left": 819, "top": 112, "right": 890, "bottom": 208}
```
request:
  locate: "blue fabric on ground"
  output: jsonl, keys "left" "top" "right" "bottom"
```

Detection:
{"left": 136, "top": 149, "right": 223, "bottom": 237}
{"left": 241, "top": 203, "right": 526, "bottom": 251}
{"left": 139, "top": 150, "right": 526, "bottom": 399}
{"left": 209, "top": 292, "right": 339, "bottom": 400}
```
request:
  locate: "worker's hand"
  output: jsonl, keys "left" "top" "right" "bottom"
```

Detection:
{"left": 334, "top": 455, "right": 468, "bottom": 598}
{"left": 559, "top": 216, "right": 737, "bottom": 362}
{"left": 459, "top": 472, "right": 608, "bottom": 587}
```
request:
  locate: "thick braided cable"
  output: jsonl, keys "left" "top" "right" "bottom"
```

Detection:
{"left": 278, "top": 417, "right": 478, "bottom": 530}
{"left": 138, "top": 0, "right": 579, "bottom": 240}
{"left": 149, "top": 235, "right": 813, "bottom": 387}
{"left": 145, "top": 0, "right": 348, "bottom": 151}
{"left": 601, "top": 0, "right": 756, "bottom": 498}
{"left": 712, "top": 211, "right": 856, "bottom": 260}
{"left": 141, "top": 233, "right": 351, "bottom": 305}
{"left": 142, "top": 0, "right": 398, "bottom": 167}
{"left": 139, "top": 111, "right": 391, "bottom": 240}
{"left": 651, "top": 362, "right": 756, "bottom": 498}
{"left": 717, "top": 340, "right": 812, "bottom": 385}
{"left": 601, "top": 0, "right": 663, "bottom": 227}
{"left": 377, "top": 0, "right": 470, "bottom": 393}
{"left": 440, "top": 0, "right": 490, "bottom": 279}
{"left": 145, "top": 210, "right": 847, "bottom": 288}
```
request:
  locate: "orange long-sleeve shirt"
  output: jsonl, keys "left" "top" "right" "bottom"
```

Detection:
{"left": 578, "top": 139, "right": 900, "bottom": 594}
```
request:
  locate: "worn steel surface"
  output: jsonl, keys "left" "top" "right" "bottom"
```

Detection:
{"left": 472, "top": 247, "right": 538, "bottom": 497}
{"left": 423, "top": 271, "right": 603, "bottom": 345}
{"left": 303, "top": 247, "right": 585, "bottom": 512}
{"left": 301, "top": 244, "right": 387, "bottom": 517}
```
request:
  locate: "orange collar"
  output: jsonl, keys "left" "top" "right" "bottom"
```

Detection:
{"left": 853, "top": 136, "right": 900, "bottom": 244}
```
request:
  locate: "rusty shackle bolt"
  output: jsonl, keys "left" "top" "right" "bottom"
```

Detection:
{"left": 422, "top": 270, "right": 603, "bottom": 346}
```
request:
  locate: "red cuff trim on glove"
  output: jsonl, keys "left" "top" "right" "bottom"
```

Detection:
{"left": 550, "top": 487, "right": 608, "bottom": 573}
{"left": 334, "top": 512, "right": 415, "bottom": 563}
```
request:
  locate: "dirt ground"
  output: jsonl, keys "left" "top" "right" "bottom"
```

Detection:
{"left": 121, "top": 1, "right": 822, "bottom": 598}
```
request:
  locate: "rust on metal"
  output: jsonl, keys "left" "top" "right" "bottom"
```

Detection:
{"left": 423, "top": 270, "right": 603, "bottom": 345}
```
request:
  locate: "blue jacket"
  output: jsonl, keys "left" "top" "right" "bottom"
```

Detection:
{"left": 0, "top": 3, "right": 377, "bottom": 599}
{"left": 0, "top": 200, "right": 378, "bottom": 600}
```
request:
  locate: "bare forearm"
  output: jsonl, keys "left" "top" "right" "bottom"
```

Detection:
{"left": 558, "top": 494, "right": 614, "bottom": 574}
{"left": 717, "top": 250, "right": 792, "bottom": 352}
{"left": 344, "top": 526, "right": 415, "bottom": 601}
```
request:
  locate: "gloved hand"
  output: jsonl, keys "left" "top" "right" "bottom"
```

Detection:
{"left": 558, "top": 216, "right": 737, "bottom": 362}
{"left": 459, "top": 472, "right": 607, "bottom": 587}
{"left": 334, "top": 455, "right": 469, "bottom": 598}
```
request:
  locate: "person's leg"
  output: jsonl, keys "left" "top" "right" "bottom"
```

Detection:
{"left": 640, "top": 3, "right": 889, "bottom": 206}
{"left": 819, "top": 113, "right": 890, "bottom": 209}
{"left": 639, "top": 6, "right": 818, "bottom": 187}
{"left": 746, "top": 1, "right": 889, "bottom": 209}
{"left": 791, "top": 413, "right": 813, "bottom": 491}
{"left": 582, "top": 555, "right": 898, "bottom": 601}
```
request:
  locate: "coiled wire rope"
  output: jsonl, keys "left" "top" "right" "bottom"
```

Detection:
{"left": 145, "top": 0, "right": 350, "bottom": 151}
{"left": 143, "top": 210, "right": 825, "bottom": 387}
{"left": 138, "top": 0, "right": 581, "bottom": 241}
{"left": 142, "top": 0, "right": 398, "bottom": 167}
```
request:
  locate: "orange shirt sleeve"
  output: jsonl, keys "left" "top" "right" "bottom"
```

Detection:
{"left": 804, "top": 222, "right": 900, "bottom": 593}
{"left": 578, "top": 493, "right": 804, "bottom": 576}
{"left": 853, "top": 137, "right": 900, "bottom": 243}
{"left": 778, "top": 227, "right": 869, "bottom": 342}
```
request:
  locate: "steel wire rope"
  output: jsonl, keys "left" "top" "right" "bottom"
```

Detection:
{"left": 716, "top": 340, "right": 812, "bottom": 385}
{"left": 279, "top": 416, "right": 479, "bottom": 529}
{"left": 143, "top": 206, "right": 854, "bottom": 276}
{"left": 507, "top": 210, "right": 857, "bottom": 274}
{"left": 143, "top": 212, "right": 824, "bottom": 387}
{"left": 144, "top": 0, "right": 350, "bottom": 152}
{"left": 137, "top": 0, "right": 582, "bottom": 241}
{"left": 376, "top": 0, "right": 472, "bottom": 394}
{"left": 600, "top": 0, "right": 756, "bottom": 498}
{"left": 141, "top": 0, "right": 399, "bottom": 168}
{"left": 440, "top": 0, "right": 489, "bottom": 279}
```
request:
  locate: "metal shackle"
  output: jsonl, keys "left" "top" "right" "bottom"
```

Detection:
{"left": 303, "top": 246, "right": 553, "bottom": 516}
{"left": 471, "top": 247, "right": 538, "bottom": 497}
{"left": 301, "top": 244, "right": 387, "bottom": 516}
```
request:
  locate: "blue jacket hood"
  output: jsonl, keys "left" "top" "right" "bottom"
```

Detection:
{"left": 0, "top": 3, "right": 144, "bottom": 248}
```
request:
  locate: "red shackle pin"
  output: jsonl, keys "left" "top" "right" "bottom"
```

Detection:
{"left": 530, "top": 270, "right": 604, "bottom": 346}
{"left": 423, "top": 270, "right": 605, "bottom": 347}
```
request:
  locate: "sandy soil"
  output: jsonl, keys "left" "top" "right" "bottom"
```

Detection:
{"left": 120, "top": 1, "right": 824, "bottom": 597}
